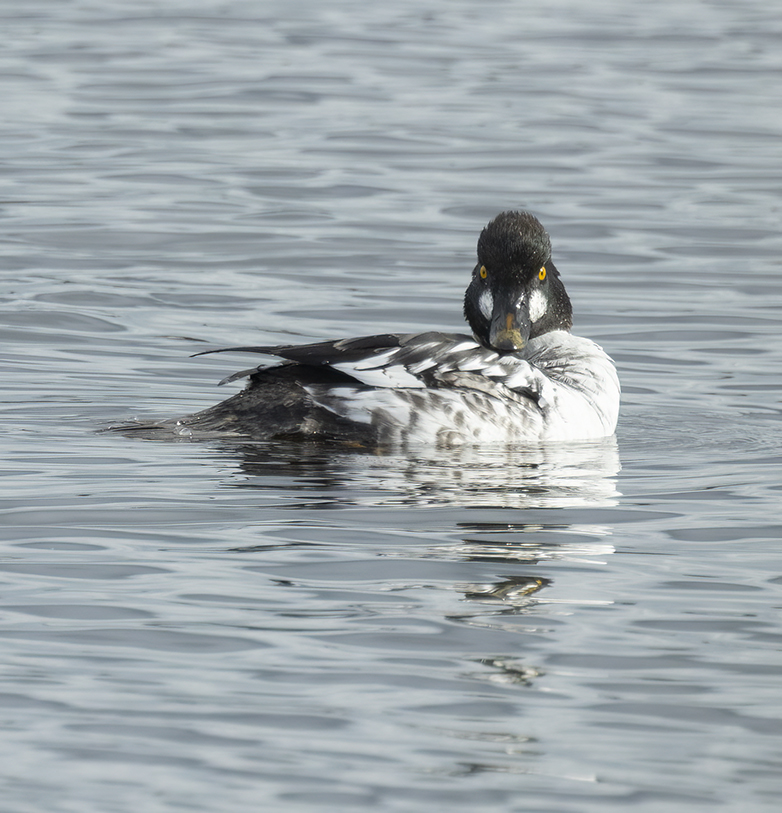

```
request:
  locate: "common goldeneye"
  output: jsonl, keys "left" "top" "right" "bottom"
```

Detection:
{"left": 129, "top": 212, "right": 620, "bottom": 446}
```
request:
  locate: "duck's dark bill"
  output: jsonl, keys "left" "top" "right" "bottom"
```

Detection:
{"left": 489, "top": 296, "right": 531, "bottom": 352}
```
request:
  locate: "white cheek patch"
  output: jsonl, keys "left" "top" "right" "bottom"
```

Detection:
{"left": 478, "top": 290, "right": 493, "bottom": 319}
{"left": 528, "top": 289, "right": 548, "bottom": 323}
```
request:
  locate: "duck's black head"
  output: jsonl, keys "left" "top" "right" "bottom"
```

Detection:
{"left": 463, "top": 211, "right": 573, "bottom": 353}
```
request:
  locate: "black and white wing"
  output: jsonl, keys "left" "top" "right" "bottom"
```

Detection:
{"left": 197, "top": 331, "right": 545, "bottom": 400}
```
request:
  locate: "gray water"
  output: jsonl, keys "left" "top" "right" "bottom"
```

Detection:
{"left": 2, "top": 1, "right": 782, "bottom": 810}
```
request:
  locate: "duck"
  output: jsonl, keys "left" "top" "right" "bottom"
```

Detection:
{"left": 126, "top": 211, "right": 620, "bottom": 446}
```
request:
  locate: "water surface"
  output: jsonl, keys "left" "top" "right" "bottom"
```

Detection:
{"left": 2, "top": 1, "right": 782, "bottom": 811}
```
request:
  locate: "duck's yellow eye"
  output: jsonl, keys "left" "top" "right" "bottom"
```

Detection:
{"left": 538, "top": 266, "right": 547, "bottom": 281}
{"left": 479, "top": 265, "right": 488, "bottom": 279}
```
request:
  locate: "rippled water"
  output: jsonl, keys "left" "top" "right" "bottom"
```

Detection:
{"left": 2, "top": 1, "right": 782, "bottom": 810}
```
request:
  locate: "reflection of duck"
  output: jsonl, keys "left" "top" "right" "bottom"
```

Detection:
{"left": 120, "top": 212, "right": 619, "bottom": 446}
{"left": 340, "top": 438, "right": 622, "bottom": 509}
{"left": 210, "top": 434, "right": 621, "bottom": 511}
{"left": 460, "top": 576, "right": 550, "bottom": 604}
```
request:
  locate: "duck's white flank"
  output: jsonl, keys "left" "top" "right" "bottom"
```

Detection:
{"left": 303, "top": 331, "right": 619, "bottom": 446}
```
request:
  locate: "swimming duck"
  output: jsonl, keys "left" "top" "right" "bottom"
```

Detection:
{"left": 133, "top": 211, "right": 619, "bottom": 446}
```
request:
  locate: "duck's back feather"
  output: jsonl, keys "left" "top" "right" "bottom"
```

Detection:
{"left": 111, "top": 211, "right": 620, "bottom": 447}
{"left": 129, "top": 330, "right": 618, "bottom": 446}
